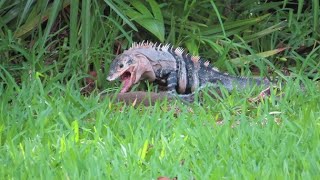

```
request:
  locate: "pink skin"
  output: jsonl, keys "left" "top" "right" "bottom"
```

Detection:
{"left": 119, "top": 66, "right": 136, "bottom": 93}
{"left": 118, "top": 60, "right": 156, "bottom": 93}
{"left": 108, "top": 53, "right": 156, "bottom": 93}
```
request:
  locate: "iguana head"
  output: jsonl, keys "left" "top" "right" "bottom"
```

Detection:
{"left": 107, "top": 50, "right": 156, "bottom": 93}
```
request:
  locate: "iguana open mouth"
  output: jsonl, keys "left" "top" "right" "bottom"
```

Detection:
{"left": 120, "top": 71, "right": 132, "bottom": 93}
{"left": 119, "top": 67, "right": 136, "bottom": 93}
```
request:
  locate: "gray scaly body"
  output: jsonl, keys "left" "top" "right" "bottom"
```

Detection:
{"left": 107, "top": 41, "right": 270, "bottom": 96}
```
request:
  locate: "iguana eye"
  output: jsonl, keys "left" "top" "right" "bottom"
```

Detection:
{"left": 119, "top": 64, "right": 124, "bottom": 68}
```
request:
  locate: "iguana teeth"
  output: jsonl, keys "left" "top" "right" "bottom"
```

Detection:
{"left": 107, "top": 41, "right": 270, "bottom": 94}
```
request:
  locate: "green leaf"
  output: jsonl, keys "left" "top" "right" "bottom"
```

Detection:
{"left": 14, "top": 0, "right": 70, "bottom": 38}
{"left": 69, "top": 0, "right": 79, "bottom": 51}
{"left": 230, "top": 47, "right": 287, "bottom": 66}
{"left": 210, "top": 0, "right": 226, "bottom": 37}
{"left": 200, "top": 14, "right": 271, "bottom": 36}
{"left": 147, "top": 0, "right": 162, "bottom": 20}
{"left": 71, "top": 120, "right": 79, "bottom": 143}
{"left": 81, "top": 0, "right": 91, "bottom": 62}
{"left": 103, "top": 0, "right": 138, "bottom": 31}
{"left": 125, "top": 0, "right": 164, "bottom": 42}
{"left": 313, "top": 0, "right": 319, "bottom": 34}
{"left": 138, "top": 139, "right": 149, "bottom": 164}
{"left": 243, "top": 21, "right": 287, "bottom": 42}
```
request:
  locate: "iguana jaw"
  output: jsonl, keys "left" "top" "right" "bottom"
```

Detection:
{"left": 107, "top": 65, "right": 137, "bottom": 93}
{"left": 119, "top": 66, "right": 136, "bottom": 93}
{"left": 119, "top": 63, "right": 156, "bottom": 93}
{"left": 107, "top": 51, "right": 157, "bottom": 93}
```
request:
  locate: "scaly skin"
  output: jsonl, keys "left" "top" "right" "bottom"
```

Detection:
{"left": 107, "top": 41, "right": 270, "bottom": 96}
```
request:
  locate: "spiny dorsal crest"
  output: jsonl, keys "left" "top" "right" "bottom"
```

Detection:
{"left": 130, "top": 41, "right": 177, "bottom": 52}
{"left": 128, "top": 41, "right": 218, "bottom": 71}
{"left": 204, "top": 60, "right": 210, "bottom": 67}
{"left": 191, "top": 55, "right": 200, "bottom": 63}
{"left": 129, "top": 41, "right": 201, "bottom": 61}
{"left": 130, "top": 40, "right": 155, "bottom": 49}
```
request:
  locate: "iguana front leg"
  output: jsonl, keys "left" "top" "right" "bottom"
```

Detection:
{"left": 166, "top": 71, "right": 195, "bottom": 103}
{"left": 155, "top": 69, "right": 178, "bottom": 92}
{"left": 167, "top": 71, "right": 178, "bottom": 92}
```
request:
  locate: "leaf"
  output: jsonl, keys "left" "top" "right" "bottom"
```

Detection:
{"left": 125, "top": 0, "right": 164, "bottom": 42}
{"left": 71, "top": 120, "right": 79, "bottom": 143}
{"left": 243, "top": 21, "right": 287, "bottom": 42}
{"left": 185, "top": 39, "right": 199, "bottom": 55}
{"left": 69, "top": 0, "right": 79, "bottom": 51}
{"left": 81, "top": 0, "right": 91, "bottom": 61}
{"left": 134, "top": 18, "right": 164, "bottom": 42}
{"left": 313, "top": 0, "right": 319, "bottom": 34}
{"left": 147, "top": 0, "right": 162, "bottom": 20}
{"left": 103, "top": 0, "right": 138, "bottom": 31}
{"left": 138, "top": 139, "right": 149, "bottom": 163}
{"left": 105, "top": 16, "right": 133, "bottom": 42}
{"left": 0, "top": 1, "right": 21, "bottom": 24}
{"left": 210, "top": 0, "right": 226, "bottom": 37}
{"left": 230, "top": 47, "right": 287, "bottom": 66}
{"left": 59, "top": 135, "right": 66, "bottom": 154}
{"left": 200, "top": 14, "right": 271, "bottom": 36}
{"left": 14, "top": 0, "right": 70, "bottom": 38}
{"left": 16, "top": 0, "right": 35, "bottom": 28}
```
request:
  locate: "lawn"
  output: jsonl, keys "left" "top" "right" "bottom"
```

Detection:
{"left": 1, "top": 70, "right": 319, "bottom": 179}
{"left": 0, "top": 0, "right": 320, "bottom": 179}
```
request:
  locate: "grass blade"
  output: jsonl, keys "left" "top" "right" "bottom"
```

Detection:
{"left": 230, "top": 47, "right": 287, "bottom": 66}
{"left": 103, "top": 0, "right": 138, "bottom": 31}
{"left": 69, "top": 0, "right": 79, "bottom": 51}
{"left": 313, "top": 0, "right": 319, "bottom": 35}
{"left": 209, "top": 0, "right": 226, "bottom": 37}
{"left": 81, "top": 0, "right": 91, "bottom": 63}
{"left": 14, "top": 0, "right": 70, "bottom": 38}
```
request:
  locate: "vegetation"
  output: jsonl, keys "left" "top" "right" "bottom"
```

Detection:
{"left": 0, "top": 0, "right": 319, "bottom": 179}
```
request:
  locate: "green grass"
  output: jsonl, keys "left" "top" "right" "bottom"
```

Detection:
{"left": 1, "top": 0, "right": 320, "bottom": 179}
{"left": 0, "top": 74, "right": 319, "bottom": 179}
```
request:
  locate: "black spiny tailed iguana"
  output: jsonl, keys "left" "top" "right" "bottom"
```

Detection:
{"left": 107, "top": 41, "right": 270, "bottom": 98}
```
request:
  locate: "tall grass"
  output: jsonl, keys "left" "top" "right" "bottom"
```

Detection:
{"left": 0, "top": 0, "right": 319, "bottom": 178}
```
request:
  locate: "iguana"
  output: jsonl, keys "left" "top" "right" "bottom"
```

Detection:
{"left": 107, "top": 41, "right": 270, "bottom": 98}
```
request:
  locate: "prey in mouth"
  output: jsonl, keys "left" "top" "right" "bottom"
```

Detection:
{"left": 107, "top": 52, "right": 156, "bottom": 93}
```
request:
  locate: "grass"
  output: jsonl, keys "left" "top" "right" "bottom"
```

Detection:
{"left": 0, "top": 0, "right": 320, "bottom": 179}
{"left": 0, "top": 75, "right": 319, "bottom": 179}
